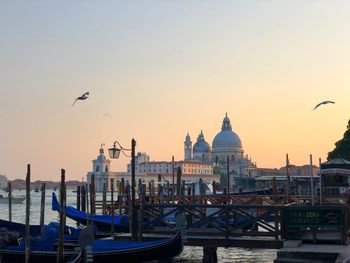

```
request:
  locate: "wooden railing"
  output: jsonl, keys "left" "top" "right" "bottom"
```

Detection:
{"left": 94, "top": 194, "right": 317, "bottom": 213}
{"left": 135, "top": 203, "right": 283, "bottom": 240}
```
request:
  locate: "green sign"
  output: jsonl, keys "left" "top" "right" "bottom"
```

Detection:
{"left": 284, "top": 206, "right": 344, "bottom": 228}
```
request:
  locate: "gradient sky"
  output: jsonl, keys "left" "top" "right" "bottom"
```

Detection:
{"left": 1, "top": 1, "right": 350, "bottom": 181}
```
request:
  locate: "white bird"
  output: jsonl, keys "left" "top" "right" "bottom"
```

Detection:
{"left": 313, "top": 100, "right": 335, "bottom": 110}
{"left": 72, "top": 92, "right": 89, "bottom": 106}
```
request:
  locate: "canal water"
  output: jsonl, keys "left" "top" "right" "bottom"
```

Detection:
{"left": 0, "top": 189, "right": 276, "bottom": 262}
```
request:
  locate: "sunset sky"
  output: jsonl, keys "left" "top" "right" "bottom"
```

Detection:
{"left": 1, "top": 1, "right": 350, "bottom": 181}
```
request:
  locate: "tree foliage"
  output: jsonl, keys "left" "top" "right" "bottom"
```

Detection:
{"left": 328, "top": 119, "right": 350, "bottom": 161}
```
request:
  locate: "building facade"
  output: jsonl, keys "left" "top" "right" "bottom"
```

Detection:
{"left": 127, "top": 156, "right": 217, "bottom": 184}
{"left": 0, "top": 175, "right": 7, "bottom": 189}
{"left": 87, "top": 146, "right": 218, "bottom": 192}
{"left": 256, "top": 165, "right": 320, "bottom": 195}
{"left": 86, "top": 146, "right": 118, "bottom": 192}
{"left": 184, "top": 113, "right": 257, "bottom": 191}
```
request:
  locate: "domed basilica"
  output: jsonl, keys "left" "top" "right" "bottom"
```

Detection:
{"left": 184, "top": 114, "right": 257, "bottom": 190}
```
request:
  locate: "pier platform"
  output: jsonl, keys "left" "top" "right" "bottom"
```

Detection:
{"left": 275, "top": 243, "right": 350, "bottom": 263}
{"left": 114, "top": 232, "right": 284, "bottom": 249}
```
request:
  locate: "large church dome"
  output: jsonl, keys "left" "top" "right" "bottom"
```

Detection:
{"left": 212, "top": 114, "right": 242, "bottom": 149}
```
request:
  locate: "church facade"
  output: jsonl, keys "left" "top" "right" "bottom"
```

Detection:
{"left": 184, "top": 114, "right": 257, "bottom": 191}
{"left": 86, "top": 146, "right": 119, "bottom": 192}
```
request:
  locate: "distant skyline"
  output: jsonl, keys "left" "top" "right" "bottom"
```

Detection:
{"left": 1, "top": 1, "right": 350, "bottom": 180}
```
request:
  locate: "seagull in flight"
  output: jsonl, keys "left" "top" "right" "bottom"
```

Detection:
{"left": 313, "top": 100, "right": 335, "bottom": 110}
{"left": 72, "top": 92, "right": 89, "bottom": 106}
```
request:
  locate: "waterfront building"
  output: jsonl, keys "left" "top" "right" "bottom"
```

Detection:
{"left": 256, "top": 165, "right": 320, "bottom": 194}
{"left": 256, "top": 164, "right": 320, "bottom": 195}
{"left": 184, "top": 113, "right": 257, "bottom": 191}
{"left": 87, "top": 146, "right": 218, "bottom": 191}
{"left": 279, "top": 165, "right": 319, "bottom": 177}
{"left": 0, "top": 175, "right": 7, "bottom": 189}
{"left": 320, "top": 158, "right": 350, "bottom": 200}
{"left": 86, "top": 145, "right": 118, "bottom": 191}
{"left": 87, "top": 114, "right": 255, "bottom": 192}
{"left": 127, "top": 156, "right": 217, "bottom": 184}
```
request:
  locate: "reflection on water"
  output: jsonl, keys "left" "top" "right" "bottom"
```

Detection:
{"left": 0, "top": 190, "right": 276, "bottom": 262}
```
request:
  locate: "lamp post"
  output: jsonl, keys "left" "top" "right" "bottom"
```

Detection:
{"left": 108, "top": 139, "right": 137, "bottom": 241}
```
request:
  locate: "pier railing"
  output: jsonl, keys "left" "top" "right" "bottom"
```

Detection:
{"left": 94, "top": 194, "right": 317, "bottom": 212}
{"left": 135, "top": 203, "right": 283, "bottom": 241}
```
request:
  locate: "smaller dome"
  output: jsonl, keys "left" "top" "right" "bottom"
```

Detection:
{"left": 193, "top": 131, "right": 211, "bottom": 153}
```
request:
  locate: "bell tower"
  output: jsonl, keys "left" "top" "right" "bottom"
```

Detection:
{"left": 184, "top": 133, "right": 192, "bottom": 160}
{"left": 92, "top": 144, "right": 111, "bottom": 173}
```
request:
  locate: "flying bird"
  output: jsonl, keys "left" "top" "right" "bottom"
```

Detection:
{"left": 103, "top": 114, "right": 111, "bottom": 118}
{"left": 72, "top": 92, "right": 89, "bottom": 106}
{"left": 313, "top": 100, "right": 335, "bottom": 110}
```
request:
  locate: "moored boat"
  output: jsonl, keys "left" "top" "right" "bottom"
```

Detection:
{"left": 52, "top": 192, "right": 129, "bottom": 233}
{"left": 0, "top": 195, "right": 25, "bottom": 204}
{"left": 0, "top": 228, "right": 182, "bottom": 263}
{"left": 0, "top": 219, "right": 41, "bottom": 237}
{"left": 0, "top": 223, "right": 81, "bottom": 263}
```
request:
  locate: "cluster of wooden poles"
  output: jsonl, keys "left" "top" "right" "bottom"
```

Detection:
{"left": 9, "top": 164, "right": 67, "bottom": 263}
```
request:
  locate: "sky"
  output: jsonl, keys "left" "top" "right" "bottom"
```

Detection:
{"left": 1, "top": 1, "right": 350, "bottom": 181}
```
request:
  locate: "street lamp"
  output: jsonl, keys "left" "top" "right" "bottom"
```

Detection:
{"left": 108, "top": 141, "right": 131, "bottom": 159}
{"left": 108, "top": 139, "right": 137, "bottom": 241}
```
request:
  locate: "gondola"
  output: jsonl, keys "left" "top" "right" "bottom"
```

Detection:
{"left": 0, "top": 219, "right": 41, "bottom": 237}
{"left": 0, "top": 223, "right": 81, "bottom": 263}
{"left": 0, "top": 229, "right": 183, "bottom": 263}
{"left": 0, "top": 219, "right": 81, "bottom": 239}
{"left": 52, "top": 192, "right": 129, "bottom": 233}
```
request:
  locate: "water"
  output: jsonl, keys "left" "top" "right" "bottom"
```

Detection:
{"left": 0, "top": 189, "right": 277, "bottom": 262}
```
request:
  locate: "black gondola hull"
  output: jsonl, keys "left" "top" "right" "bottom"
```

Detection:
{"left": 0, "top": 231, "right": 183, "bottom": 263}
{"left": 92, "top": 230, "right": 183, "bottom": 263}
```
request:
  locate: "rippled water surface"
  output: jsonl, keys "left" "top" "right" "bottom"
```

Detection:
{"left": 0, "top": 190, "right": 276, "bottom": 262}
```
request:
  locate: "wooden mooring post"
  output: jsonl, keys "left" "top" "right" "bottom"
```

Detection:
{"left": 203, "top": 247, "right": 218, "bottom": 263}
{"left": 172, "top": 156, "right": 175, "bottom": 200}
{"left": 8, "top": 182, "right": 12, "bottom": 222}
{"left": 181, "top": 180, "right": 185, "bottom": 196}
{"left": 86, "top": 183, "right": 90, "bottom": 226}
{"left": 110, "top": 178, "right": 115, "bottom": 239}
{"left": 76, "top": 186, "right": 81, "bottom": 211}
{"left": 90, "top": 174, "right": 96, "bottom": 215}
{"left": 176, "top": 167, "right": 181, "bottom": 196}
{"left": 102, "top": 183, "right": 107, "bottom": 215}
{"left": 40, "top": 183, "right": 46, "bottom": 237}
{"left": 118, "top": 181, "right": 122, "bottom": 215}
{"left": 81, "top": 184, "right": 86, "bottom": 212}
{"left": 25, "top": 164, "right": 31, "bottom": 263}
{"left": 57, "top": 169, "right": 66, "bottom": 263}
{"left": 137, "top": 188, "right": 145, "bottom": 241}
